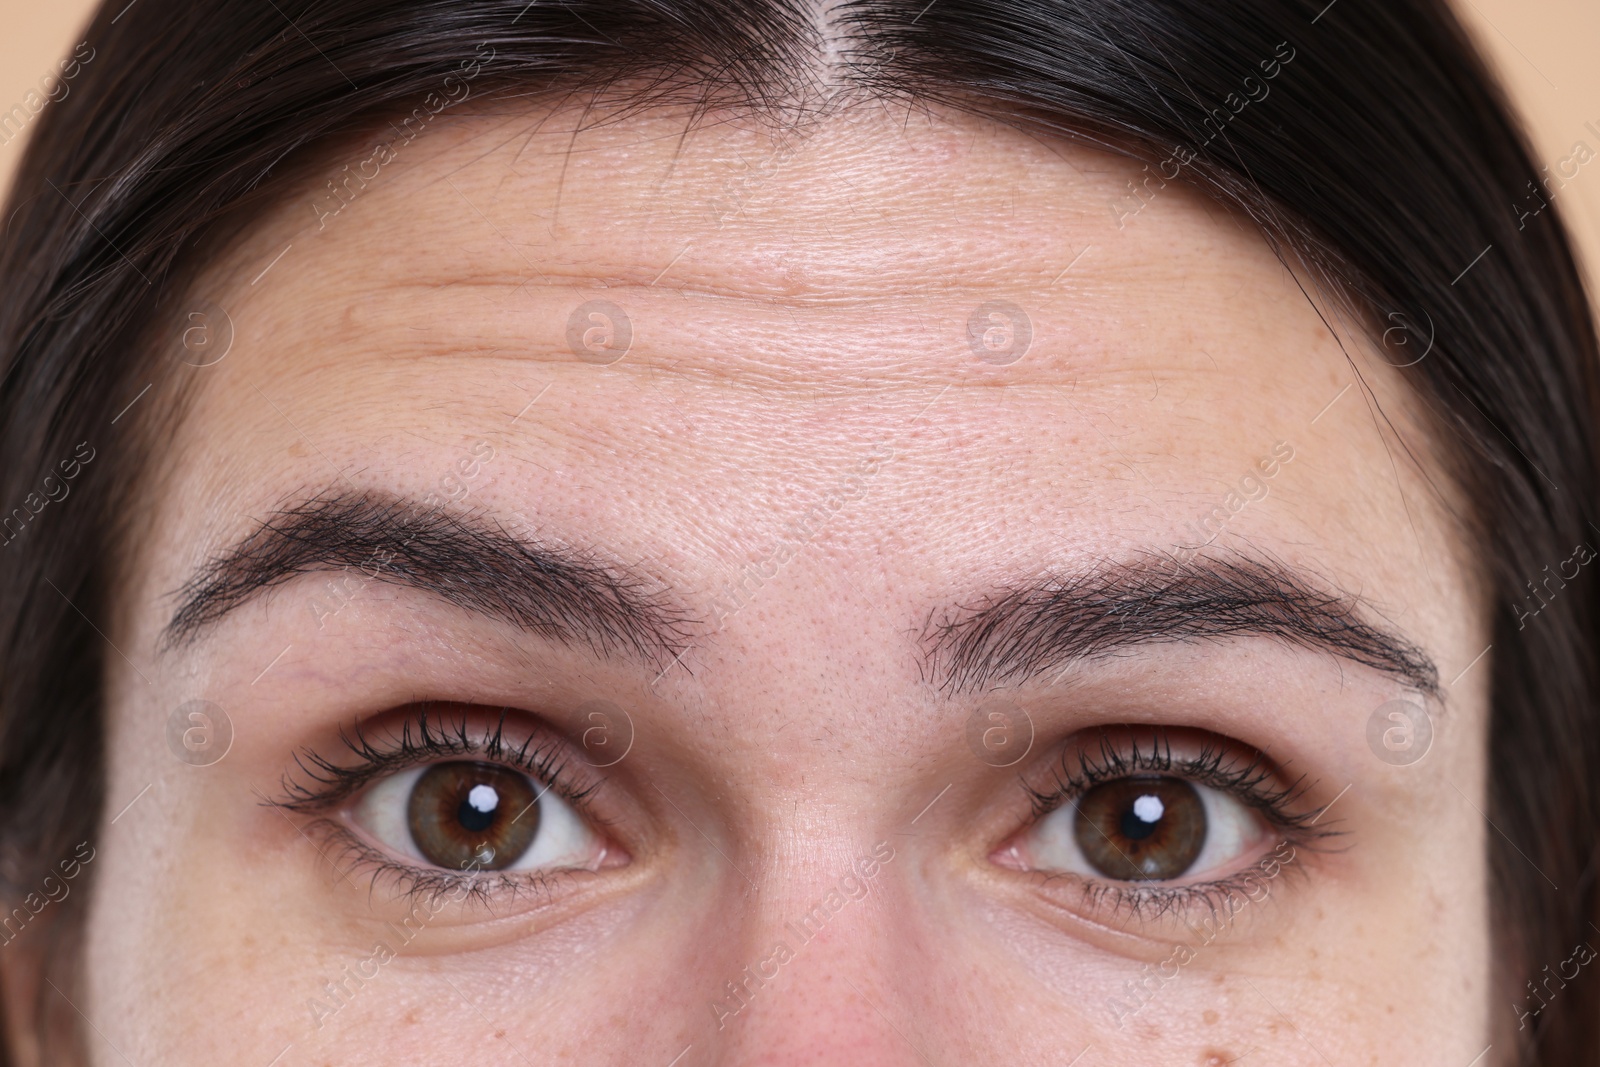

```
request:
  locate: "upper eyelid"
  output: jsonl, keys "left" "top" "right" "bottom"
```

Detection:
{"left": 1022, "top": 732, "right": 1328, "bottom": 832}
{"left": 269, "top": 704, "right": 602, "bottom": 815}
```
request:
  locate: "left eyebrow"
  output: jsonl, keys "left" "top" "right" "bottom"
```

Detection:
{"left": 921, "top": 552, "right": 1441, "bottom": 698}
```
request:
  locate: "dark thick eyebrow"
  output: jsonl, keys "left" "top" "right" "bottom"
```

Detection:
{"left": 921, "top": 553, "right": 1441, "bottom": 699}
{"left": 163, "top": 491, "right": 694, "bottom": 665}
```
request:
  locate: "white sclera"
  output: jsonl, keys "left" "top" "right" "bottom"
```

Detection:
{"left": 351, "top": 763, "right": 606, "bottom": 872}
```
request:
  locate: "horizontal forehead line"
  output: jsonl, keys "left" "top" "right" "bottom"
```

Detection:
{"left": 287, "top": 274, "right": 1263, "bottom": 391}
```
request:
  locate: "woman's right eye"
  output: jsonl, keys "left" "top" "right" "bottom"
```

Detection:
{"left": 349, "top": 759, "right": 611, "bottom": 874}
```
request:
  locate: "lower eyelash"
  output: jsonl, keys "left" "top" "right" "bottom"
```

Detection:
{"left": 1064, "top": 841, "right": 1312, "bottom": 925}
{"left": 300, "top": 815, "right": 583, "bottom": 913}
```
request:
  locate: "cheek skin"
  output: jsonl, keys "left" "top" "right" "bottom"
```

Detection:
{"left": 77, "top": 98, "right": 1492, "bottom": 1067}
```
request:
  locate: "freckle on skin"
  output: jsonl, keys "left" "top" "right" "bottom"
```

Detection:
{"left": 1203, "top": 1009, "right": 1218, "bottom": 1025}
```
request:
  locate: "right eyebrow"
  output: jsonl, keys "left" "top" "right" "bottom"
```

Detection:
{"left": 162, "top": 490, "right": 695, "bottom": 666}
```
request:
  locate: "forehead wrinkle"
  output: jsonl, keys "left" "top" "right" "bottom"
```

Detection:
{"left": 278, "top": 344, "right": 1215, "bottom": 402}
{"left": 286, "top": 276, "right": 1261, "bottom": 398}
{"left": 244, "top": 291, "right": 1270, "bottom": 402}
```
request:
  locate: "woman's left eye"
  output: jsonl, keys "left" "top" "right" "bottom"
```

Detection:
{"left": 1007, "top": 773, "right": 1270, "bottom": 883}
{"left": 349, "top": 759, "right": 609, "bottom": 873}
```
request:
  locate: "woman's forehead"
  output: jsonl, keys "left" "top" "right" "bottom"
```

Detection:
{"left": 143, "top": 101, "right": 1468, "bottom": 657}
{"left": 184, "top": 103, "right": 1379, "bottom": 425}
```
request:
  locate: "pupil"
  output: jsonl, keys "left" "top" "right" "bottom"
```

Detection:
{"left": 1120, "top": 794, "right": 1163, "bottom": 841}
{"left": 456, "top": 782, "right": 500, "bottom": 833}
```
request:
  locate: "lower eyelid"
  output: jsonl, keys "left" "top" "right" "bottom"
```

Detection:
{"left": 302, "top": 817, "right": 582, "bottom": 915}
{"left": 1002, "top": 832, "right": 1311, "bottom": 947}
{"left": 1076, "top": 855, "right": 1299, "bottom": 924}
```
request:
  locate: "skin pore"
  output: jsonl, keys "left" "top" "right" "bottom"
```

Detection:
{"left": 59, "top": 92, "right": 1493, "bottom": 1065}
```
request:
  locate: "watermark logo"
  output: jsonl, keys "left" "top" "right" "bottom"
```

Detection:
{"left": 566, "top": 299, "right": 632, "bottom": 365}
{"left": 1, "top": 440, "right": 95, "bottom": 548}
{"left": 0, "top": 841, "right": 95, "bottom": 949}
{"left": 1515, "top": 939, "right": 1596, "bottom": 1031}
{"left": 966, "top": 300, "right": 1032, "bottom": 365}
{"left": 178, "top": 300, "right": 235, "bottom": 368}
{"left": 965, "top": 699, "right": 1034, "bottom": 767}
{"left": 165, "top": 699, "right": 233, "bottom": 767}
{"left": 1378, "top": 309, "right": 1435, "bottom": 368}
{"left": 575, "top": 698, "right": 635, "bottom": 768}
{"left": 1365, "top": 699, "right": 1432, "bottom": 766}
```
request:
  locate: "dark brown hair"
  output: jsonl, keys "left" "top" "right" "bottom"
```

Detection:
{"left": 1, "top": 0, "right": 1596, "bottom": 1062}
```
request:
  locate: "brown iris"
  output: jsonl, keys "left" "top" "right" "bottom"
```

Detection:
{"left": 406, "top": 761, "right": 540, "bottom": 871}
{"left": 1072, "top": 775, "right": 1206, "bottom": 880}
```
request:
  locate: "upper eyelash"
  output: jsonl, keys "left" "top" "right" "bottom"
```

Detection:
{"left": 1024, "top": 728, "right": 1332, "bottom": 835}
{"left": 270, "top": 703, "right": 601, "bottom": 816}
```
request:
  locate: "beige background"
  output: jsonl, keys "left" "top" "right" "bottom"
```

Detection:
{"left": 1, "top": 0, "right": 1598, "bottom": 299}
